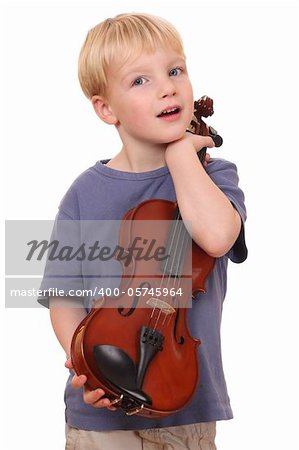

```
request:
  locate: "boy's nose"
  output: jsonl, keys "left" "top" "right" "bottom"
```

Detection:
{"left": 159, "top": 79, "right": 176, "bottom": 98}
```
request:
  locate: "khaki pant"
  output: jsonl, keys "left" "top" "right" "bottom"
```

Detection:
{"left": 65, "top": 422, "right": 216, "bottom": 450}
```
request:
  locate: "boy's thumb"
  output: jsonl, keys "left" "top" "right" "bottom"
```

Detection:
{"left": 65, "top": 357, "right": 73, "bottom": 369}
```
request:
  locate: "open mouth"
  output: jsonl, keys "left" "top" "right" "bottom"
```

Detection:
{"left": 157, "top": 107, "right": 181, "bottom": 118}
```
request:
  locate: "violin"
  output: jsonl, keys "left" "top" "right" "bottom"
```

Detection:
{"left": 71, "top": 96, "right": 223, "bottom": 417}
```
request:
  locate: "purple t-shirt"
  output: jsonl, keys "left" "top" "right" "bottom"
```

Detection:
{"left": 40, "top": 158, "right": 247, "bottom": 431}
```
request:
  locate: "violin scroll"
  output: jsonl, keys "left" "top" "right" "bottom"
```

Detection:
{"left": 187, "top": 95, "right": 223, "bottom": 148}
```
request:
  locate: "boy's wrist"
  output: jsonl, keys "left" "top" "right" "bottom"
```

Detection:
{"left": 165, "top": 138, "right": 195, "bottom": 163}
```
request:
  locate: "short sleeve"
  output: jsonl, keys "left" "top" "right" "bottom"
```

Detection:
{"left": 37, "top": 186, "right": 83, "bottom": 308}
{"left": 37, "top": 185, "right": 122, "bottom": 309}
{"left": 37, "top": 213, "right": 84, "bottom": 308}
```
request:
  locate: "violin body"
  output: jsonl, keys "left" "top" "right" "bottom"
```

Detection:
{"left": 71, "top": 199, "right": 215, "bottom": 417}
{"left": 72, "top": 299, "right": 199, "bottom": 417}
{"left": 71, "top": 96, "right": 222, "bottom": 417}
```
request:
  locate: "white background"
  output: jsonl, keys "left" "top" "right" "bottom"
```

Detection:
{"left": 1, "top": 1, "right": 299, "bottom": 449}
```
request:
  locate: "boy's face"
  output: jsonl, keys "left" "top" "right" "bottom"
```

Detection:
{"left": 103, "top": 47, "right": 194, "bottom": 146}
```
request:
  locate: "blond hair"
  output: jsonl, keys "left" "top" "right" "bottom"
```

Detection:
{"left": 78, "top": 13, "right": 185, "bottom": 99}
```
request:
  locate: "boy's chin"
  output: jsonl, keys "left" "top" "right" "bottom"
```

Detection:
{"left": 162, "top": 131, "right": 187, "bottom": 144}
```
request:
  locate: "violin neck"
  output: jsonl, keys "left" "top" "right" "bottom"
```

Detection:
{"left": 160, "top": 214, "right": 190, "bottom": 278}
{"left": 197, "top": 147, "right": 207, "bottom": 166}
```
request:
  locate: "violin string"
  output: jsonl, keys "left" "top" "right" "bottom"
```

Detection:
{"left": 163, "top": 219, "right": 193, "bottom": 330}
{"left": 153, "top": 212, "right": 191, "bottom": 332}
{"left": 164, "top": 214, "right": 190, "bottom": 295}
{"left": 166, "top": 224, "right": 191, "bottom": 327}
{"left": 162, "top": 219, "right": 191, "bottom": 329}
{"left": 149, "top": 214, "right": 181, "bottom": 331}
{"left": 154, "top": 212, "right": 184, "bottom": 330}
{"left": 148, "top": 212, "right": 181, "bottom": 329}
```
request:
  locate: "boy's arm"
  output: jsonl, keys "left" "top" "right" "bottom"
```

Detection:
{"left": 49, "top": 296, "right": 87, "bottom": 357}
{"left": 49, "top": 297, "right": 116, "bottom": 410}
{"left": 165, "top": 133, "right": 241, "bottom": 257}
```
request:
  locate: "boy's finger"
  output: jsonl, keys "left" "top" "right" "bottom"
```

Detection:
{"left": 205, "top": 136, "right": 215, "bottom": 148}
{"left": 107, "top": 405, "right": 118, "bottom": 411}
{"left": 83, "top": 388, "right": 106, "bottom": 405}
{"left": 191, "top": 134, "right": 215, "bottom": 149}
{"left": 71, "top": 373, "right": 87, "bottom": 389}
{"left": 64, "top": 358, "right": 73, "bottom": 369}
{"left": 90, "top": 395, "right": 117, "bottom": 410}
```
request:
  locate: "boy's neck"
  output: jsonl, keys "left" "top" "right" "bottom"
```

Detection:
{"left": 106, "top": 144, "right": 167, "bottom": 173}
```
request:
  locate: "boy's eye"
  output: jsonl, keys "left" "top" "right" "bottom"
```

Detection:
{"left": 169, "top": 67, "right": 182, "bottom": 77}
{"left": 132, "top": 77, "right": 146, "bottom": 86}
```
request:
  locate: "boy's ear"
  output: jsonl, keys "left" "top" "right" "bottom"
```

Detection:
{"left": 92, "top": 96, "right": 118, "bottom": 125}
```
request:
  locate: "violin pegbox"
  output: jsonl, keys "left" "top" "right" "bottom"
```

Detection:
{"left": 187, "top": 96, "right": 223, "bottom": 148}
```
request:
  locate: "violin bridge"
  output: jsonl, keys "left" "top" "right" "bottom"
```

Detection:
{"left": 146, "top": 298, "right": 175, "bottom": 315}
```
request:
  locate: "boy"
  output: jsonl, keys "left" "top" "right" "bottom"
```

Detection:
{"left": 41, "top": 12, "right": 247, "bottom": 450}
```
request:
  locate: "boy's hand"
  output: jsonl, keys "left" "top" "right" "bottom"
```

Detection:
{"left": 65, "top": 358, "right": 117, "bottom": 411}
{"left": 165, "top": 132, "right": 214, "bottom": 166}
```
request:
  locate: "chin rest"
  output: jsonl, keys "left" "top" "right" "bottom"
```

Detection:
{"left": 93, "top": 345, "right": 152, "bottom": 405}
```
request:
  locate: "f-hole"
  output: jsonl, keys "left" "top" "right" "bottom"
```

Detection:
{"left": 173, "top": 307, "right": 185, "bottom": 345}
{"left": 118, "top": 281, "right": 151, "bottom": 317}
